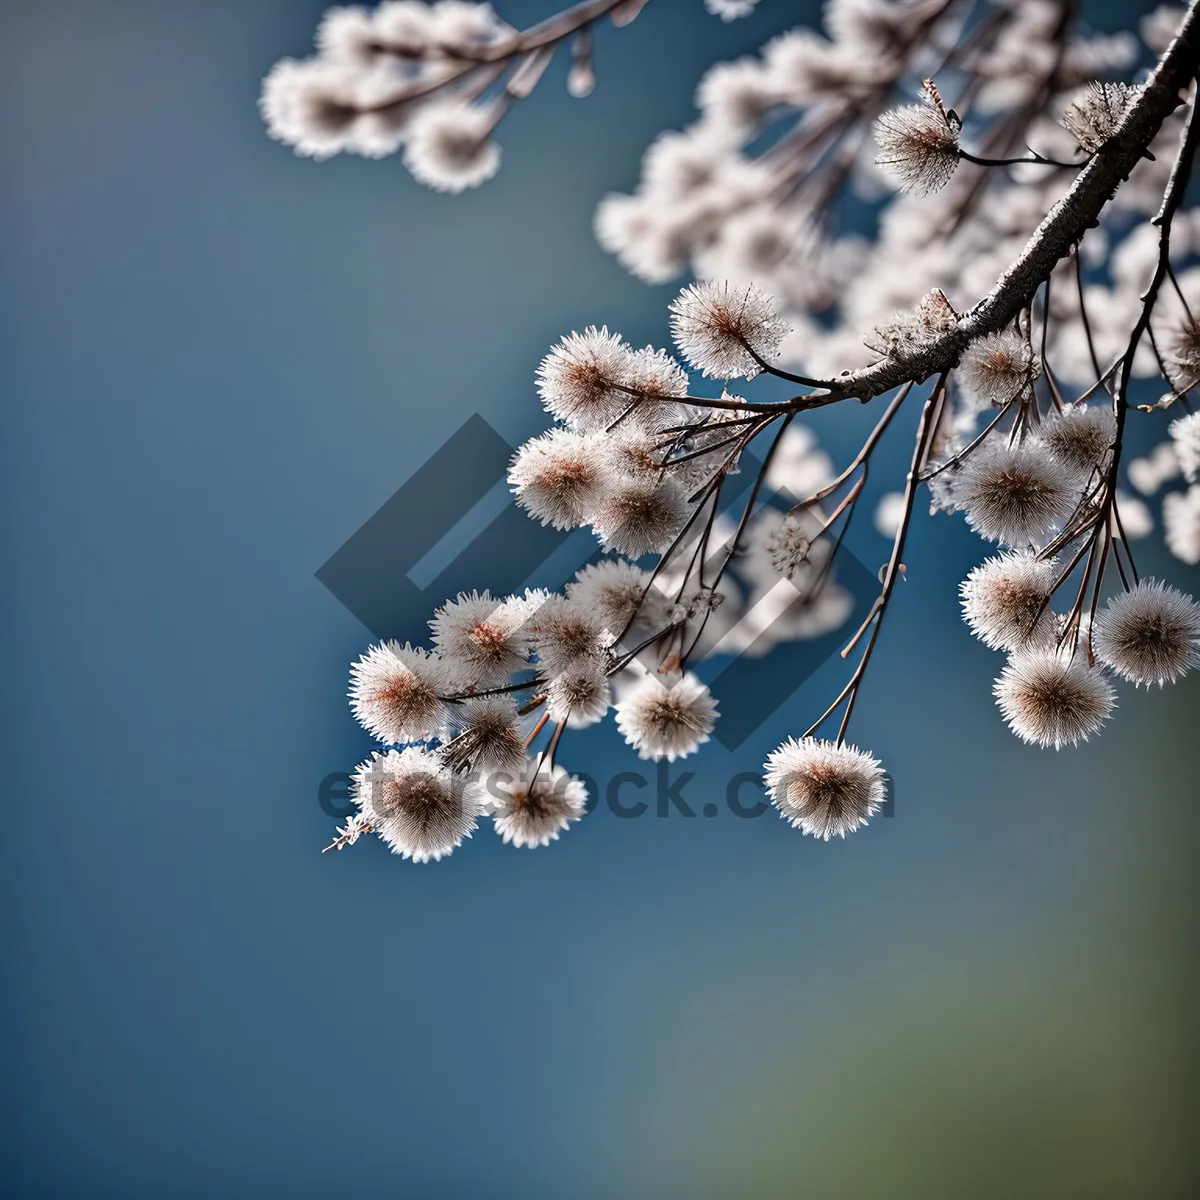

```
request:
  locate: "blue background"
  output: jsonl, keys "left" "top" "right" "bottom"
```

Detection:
{"left": 3, "top": 1, "right": 1197, "bottom": 1195}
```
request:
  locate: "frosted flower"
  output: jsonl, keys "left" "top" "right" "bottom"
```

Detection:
{"left": 1164, "top": 485, "right": 1200, "bottom": 563}
{"left": 958, "top": 331, "right": 1041, "bottom": 407}
{"left": 959, "top": 442, "right": 1079, "bottom": 545}
{"left": 1061, "top": 82, "right": 1135, "bottom": 152}
{"left": 873, "top": 88, "right": 962, "bottom": 195}
{"left": 567, "top": 560, "right": 659, "bottom": 635}
{"left": 1127, "top": 441, "right": 1180, "bottom": 495}
{"left": 508, "top": 428, "right": 610, "bottom": 529}
{"left": 669, "top": 281, "right": 789, "bottom": 379}
{"left": 1169, "top": 411, "right": 1200, "bottom": 482}
{"left": 622, "top": 345, "right": 694, "bottom": 429}
{"left": 697, "top": 58, "right": 779, "bottom": 133}
{"left": 1091, "top": 578, "right": 1200, "bottom": 686}
{"left": 594, "top": 476, "right": 691, "bottom": 558}
{"left": 441, "top": 695, "right": 526, "bottom": 774}
{"left": 373, "top": 2, "right": 438, "bottom": 53}
{"left": 959, "top": 551, "right": 1059, "bottom": 651}
{"left": 352, "top": 747, "right": 480, "bottom": 862}
{"left": 764, "top": 737, "right": 886, "bottom": 841}
{"left": 545, "top": 662, "right": 612, "bottom": 727}
{"left": 491, "top": 761, "right": 588, "bottom": 848}
{"left": 1038, "top": 404, "right": 1115, "bottom": 474}
{"left": 993, "top": 649, "right": 1116, "bottom": 748}
{"left": 430, "top": 590, "right": 536, "bottom": 685}
{"left": 868, "top": 288, "right": 958, "bottom": 358}
{"left": 260, "top": 59, "right": 369, "bottom": 159}
{"left": 403, "top": 101, "right": 501, "bottom": 193}
{"left": 1165, "top": 317, "right": 1200, "bottom": 389}
{"left": 765, "top": 514, "right": 813, "bottom": 580}
{"left": 349, "top": 642, "right": 453, "bottom": 743}
{"left": 614, "top": 673, "right": 718, "bottom": 761}
{"left": 316, "top": 7, "right": 382, "bottom": 64}
{"left": 528, "top": 594, "right": 609, "bottom": 674}
{"left": 429, "top": 0, "right": 515, "bottom": 55}
{"left": 537, "top": 326, "right": 635, "bottom": 429}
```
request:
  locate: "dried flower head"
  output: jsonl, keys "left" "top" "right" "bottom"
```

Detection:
{"left": 959, "top": 551, "right": 1059, "bottom": 651}
{"left": 545, "top": 662, "right": 612, "bottom": 727}
{"left": 349, "top": 642, "right": 453, "bottom": 743}
{"left": 764, "top": 737, "right": 886, "bottom": 840}
{"left": 429, "top": 590, "right": 536, "bottom": 685}
{"left": 958, "top": 331, "right": 1041, "bottom": 408}
{"left": 441, "top": 695, "right": 527, "bottom": 774}
{"left": 509, "top": 428, "right": 610, "bottom": 529}
{"left": 491, "top": 761, "right": 588, "bottom": 848}
{"left": 566, "top": 560, "right": 655, "bottom": 635}
{"left": 993, "top": 649, "right": 1116, "bottom": 748}
{"left": 1169, "top": 410, "right": 1200, "bottom": 483}
{"left": 614, "top": 673, "right": 718, "bottom": 761}
{"left": 593, "top": 475, "right": 691, "bottom": 558}
{"left": 765, "top": 513, "right": 813, "bottom": 580}
{"left": 867, "top": 288, "right": 958, "bottom": 359}
{"left": 403, "top": 101, "right": 502, "bottom": 193}
{"left": 1038, "top": 404, "right": 1116, "bottom": 474}
{"left": 1091, "top": 578, "right": 1200, "bottom": 687}
{"left": 528, "top": 594, "right": 609, "bottom": 674}
{"left": 537, "top": 326, "right": 635, "bottom": 429}
{"left": 352, "top": 747, "right": 480, "bottom": 861}
{"left": 621, "top": 345, "right": 694, "bottom": 429}
{"left": 668, "top": 280, "right": 789, "bottom": 379}
{"left": 1165, "top": 317, "right": 1200, "bottom": 390}
{"left": 873, "top": 81, "right": 962, "bottom": 195}
{"left": 960, "top": 441, "right": 1078, "bottom": 546}
{"left": 1061, "top": 82, "right": 1135, "bottom": 152}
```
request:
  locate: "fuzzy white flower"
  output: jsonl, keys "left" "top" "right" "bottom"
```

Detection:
{"left": 1091, "top": 578, "right": 1200, "bottom": 687}
{"left": 1127, "top": 441, "right": 1180, "bottom": 495}
{"left": 429, "top": 0, "right": 514, "bottom": 54}
{"left": 403, "top": 101, "right": 501, "bottom": 192}
{"left": 508, "top": 428, "right": 611, "bottom": 529}
{"left": 1164, "top": 485, "right": 1200, "bottom": 563}
{"left": 669, "top": 281, "right": 789, "bottom": 379}
{"left": 959, "top": 441, "right": 1079, "bottom": 545}
{"left": 1038, "top": 404, "right": 1115, "bottom": 474}
{"left": 958, "top": 331, "right": 1041, "bottom": 408}
{"left": 764, "top": 737, "right": 886, "bottom": 840}
{"left": 873, "top": 94, "right": 961, "bottom": 195}
{"left": 566, "top": 560, "right": 660, "bottom": 635}
{"left": 1169, "top": 411, "right": 1200, "bottom": 482}
{"left": 536, "top": 326, "right": 636, "bottom": 429}
{"left": 528, "top": 594, "right": 609, "bottom": 674}
{"left": 352, "top": 747, "right": 480, "bottom": 862}
{"left": 1061, "top": 82, "right": 1135, "bottom": 152}
{"left": 491, "top": 761, "right": 588, "bottom": 848}
{"left": 614, "top": 673, "right": 718, "bottom": 761}
{"left": 993, "top": 649, "right": 1116, "bottom": 748}
{"left": 1166, "top": 316, "right": 1200, "bottom": 389}
{"left": 429, "top": 590, "right": 536, "bottom": 685}
{"left": 621, "top": 345, "right": 694, "bottom": 430}
{"left": 441, "top": 695, "right": 527, "bottom": 774}
{"left": 260, "top": 59, "right": 370, "bottom": 160}
{"left": 349, "top": 642, "right": 453, "bottom": 743}
{"left": 959, "top": 551, "right": 1059, "bottom": 651}
{"left": 545, "top": 662, "right": 612, "bottom": 727}
{"left": 705, "top": 0, "right": 761, "bottom": 21}
{"left": 873, "top": 491, "right": 906, "bottom": 539}
{"left": 594, "top": 475, "right": 691, "bottom": 558}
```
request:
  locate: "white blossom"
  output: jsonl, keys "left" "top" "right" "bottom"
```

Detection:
{"left": 403, "top": 101, "right": 501, "bottom": 193}
{"left": 508, "top": 428, "right": 611, "bottom": 529}
{"left": 959, "top": 441, "right": 1079, "bottom": 546}
{"left": 545, "top": 662, "right": 612, "bottom": 727}
{"left": 429, "top": 590, "right": 537, "bottom": 685}
{"left": 352, "top": 747, "right": 480, "bottom": 861}
{"left": 1164, "top": 485, "right": 1200, "bottom": 563}
{"left": 491, "top": 761, "right": 588, "bottom": 847}
{"left": 993, "top": 649, "right": 1116, "bottom": 749}
{"left": 1091, "top": 578, "right": 1200, "bottom": 687}
{"left": 1061, "top": 82, "right": 1136, "bottom": 153}
{"left": 873, "top": 93, "right": 961, "bottom": 195}
{"left": 614, "top": 673, "right": 718, "bottom": 761}
{"left": 668, "top": 281, "right": 789, "bottom": 379}
{"left": 349, "top": 642, "right": 453, "bottom": 743}
{"left": 960, "top": 551, "right": 1059, "bottom": 651}
{"left": 566, "top": 560, "right": 662, "bottom": 636}
{"left": 536, "top": 326, "right": 635, "bottom": 429}
{"left": 593, "top": 475, "right": 691, "bottom": 558}
{"left": 764, "top": 737, "right": 886, "bottom": 840}
{"left": 441, "top": 695, "right": 527, "bottom": 774}
{"left": 1038, "top": 404, "right": 1115, "bottom": 474}
{"left": 1169, "top": 411, "right": 1200, "bottom": 482}
{"left": 528, "top": 594, "right": 609, "bottom": 674}
{"left": 958, "top": 332, "right": 1041, "bottom": 408}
